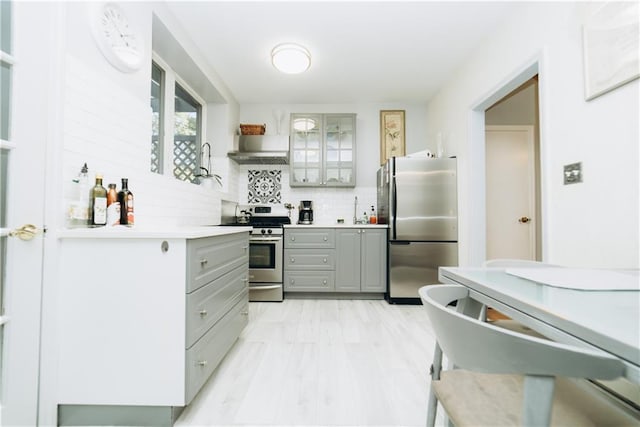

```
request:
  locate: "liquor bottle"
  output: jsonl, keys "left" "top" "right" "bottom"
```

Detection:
{"left": 106, "top": 183, "right": 120, "bottom": 226}
{"left": 118, "top": 178, "right": 134, "bottom": 226}
{"left": 89, "top": 174, "right": 107, "bottom": 226}
{"left": 369, "top": 206, "right": 377, "bottom": 224}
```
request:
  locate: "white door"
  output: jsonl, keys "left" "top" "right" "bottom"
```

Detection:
{"left": 485, "top": 126, "right": 536, "bottom": 261}
{"left": 0, "top": 2, "right": 48, "bottom": 424}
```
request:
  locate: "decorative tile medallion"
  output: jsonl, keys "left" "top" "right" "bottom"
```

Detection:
{"left": 248, "top": 170, "right": 282, "bottom": 203}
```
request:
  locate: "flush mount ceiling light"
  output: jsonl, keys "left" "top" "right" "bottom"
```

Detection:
{"left": 271, "top": 43, "right": 311, "bottom": 74}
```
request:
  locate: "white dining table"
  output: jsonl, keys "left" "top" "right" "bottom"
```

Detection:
{"left": 438, "top": 266, "right": 640, "bottom": 384}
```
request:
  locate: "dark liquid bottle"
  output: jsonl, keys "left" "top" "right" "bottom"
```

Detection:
{"left": 89, "top": 174, "right": 107, "bottom": 226}
{"left": 118, "top": 178, "right": 134, "bottom": 226}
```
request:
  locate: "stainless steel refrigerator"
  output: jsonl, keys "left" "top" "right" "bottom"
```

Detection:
{"left": 377, "top": 156, "right": 458, "bottom": 303}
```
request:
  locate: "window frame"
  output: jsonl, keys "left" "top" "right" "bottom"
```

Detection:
{"left": 150, "top": 61, "right": 165, "bottom": 174}
{"left": 150, "top": 54, "right": 207, "bottom": 184}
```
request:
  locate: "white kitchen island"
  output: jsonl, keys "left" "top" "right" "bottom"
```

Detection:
{"left": 56, "top": 226, "right": 251, "bottom": 426}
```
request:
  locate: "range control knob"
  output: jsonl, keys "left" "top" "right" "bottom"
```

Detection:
{"left": 267, "top": 229, "right": 273, "bottom": 234}
{"left": 261, "top": 229, "right": 266, "bottom": 234}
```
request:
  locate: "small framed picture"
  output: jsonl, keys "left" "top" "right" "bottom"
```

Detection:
{"left": 380, "top": 110, "right": 406, "bottom": 165}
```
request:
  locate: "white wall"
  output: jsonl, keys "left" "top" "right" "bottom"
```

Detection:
{"left": 59, "top": 2, "right": 241, "bottom": 229}
{"left": 426, "top": 2, "right": 639, "bottom": 268}
{"left": 235, "top": 103, "right": 428, "bottom": 224}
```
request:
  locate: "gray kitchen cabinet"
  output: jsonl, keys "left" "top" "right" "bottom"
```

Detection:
{"left": 290, "top": 113, "right": 356, "bottom": 187}
{"left": 284, "top": 228, "right": 336, "bottom": 291}
{"left": 57, "top": 229, "right": 250, "bottom": 426}
{"left": 284, "top": 227, "right": 386, "bottom": 294}
{"left": 336, "top": 228, "right": 387, "bottom": 292}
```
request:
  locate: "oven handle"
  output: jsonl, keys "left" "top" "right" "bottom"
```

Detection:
{"left": 249, "top": 285, "right": 282, "bottom": 291}
{"left": 249, "top": 237, "right": 283, "bottom": 242}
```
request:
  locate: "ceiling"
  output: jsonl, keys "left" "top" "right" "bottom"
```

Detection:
{"left": 166, "top": 1, "right": 523, "bottom": 105}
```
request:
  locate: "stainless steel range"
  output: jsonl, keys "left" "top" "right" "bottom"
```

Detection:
{"left": 221, "top": 202, "right": 290, "bottom": 302}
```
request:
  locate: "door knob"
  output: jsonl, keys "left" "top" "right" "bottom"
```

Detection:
{"left": 9, "top": 224, "right": 39, "bottom": 241}
{"left": 518, "top": 217, "right": 531, "bottom": 224}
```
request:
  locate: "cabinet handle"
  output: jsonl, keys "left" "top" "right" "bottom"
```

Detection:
{"left": 357, "top": 230, "right": 361, "bottom": 234}
{"left": 242, "top": 245, "right": 249, "bottom": 250}
{"left": 197, "top": 360, "right": 208, "bottom": 367}
{"left": 200, "top": 258, "right": 208, "bottom": 267}
{"left": 362, "top": 230, "right": 365, "bottom": 233}
{"left": 323, "top": 258, "right": 327, "bottom": 263}
{"left": 290, "top": 258, "right": 295, "bottom": 263}
{"left": 290, "top": 279, "right": 295, "bottom": 284}
{"left": 323, "top": 280, "right": 327, "bottom": 285}
{"left": 323, "top": 237, "right": 328, "bottom": 241}
{"left": 291, "top": 236, "right": 296, "bottom": 241}
{"left": 242, "top": 278, "right": 249, "bottom": 282}
{"left": 199, "top": 309, "right": 208, "bottom": 317}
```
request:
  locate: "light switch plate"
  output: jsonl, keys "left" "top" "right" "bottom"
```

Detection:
{"left": 564, "top": 162, "right": 582, "bottom": 185}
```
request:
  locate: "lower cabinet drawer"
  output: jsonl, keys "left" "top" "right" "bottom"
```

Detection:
{"left": 284, "top": 249, "right": 336, "bottom": 270}
{"left": 284, "top": 271, "right": 335, "bottom": 291}
{"left": 185, "top": 296, "right": 249, "bottom": 404}
{"left": 185, "top": 264, "right": 248, "bottom": 348}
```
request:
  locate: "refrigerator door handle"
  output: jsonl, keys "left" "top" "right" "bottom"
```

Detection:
{"left": 391, "top": 177, "right": 397, "bottom": 240}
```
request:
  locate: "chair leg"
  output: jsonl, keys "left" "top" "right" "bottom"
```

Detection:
{"left": 427, "top": 343, "right": 443, "bottom": 427}
{"left": 522, "top": 375, "right": 555, "bottom": 427}
{"left": 426, "top": 383, "right": 438, "bottom": 427}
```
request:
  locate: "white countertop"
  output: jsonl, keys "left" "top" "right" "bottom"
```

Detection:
{"left": 283, "top": 224, "right": 388, "bottom": 229}
{"left": 58, "top": 225, "right": 252, "bottom": 239}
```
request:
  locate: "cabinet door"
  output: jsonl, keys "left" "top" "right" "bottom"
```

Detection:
{"left": 290, "top": 113, "right": 323, "bottom": 186}
{"left": 325, "top": 114, "right": 355, "bottom": 187}
{"left": 335, "top": 229, "right": 361, "bottom": 292}
{"left": 290, "top": 113, "right": 356, "bottom": 187}
{"left": 361, "top": 229, "right": 387, "bottom": 292}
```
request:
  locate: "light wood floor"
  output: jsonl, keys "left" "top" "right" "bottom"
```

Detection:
{"left": 175, "top": 298, "right": 439, "bottom": 426}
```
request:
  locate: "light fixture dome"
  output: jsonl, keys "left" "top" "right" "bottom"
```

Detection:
{"left": 271, "top": 43, "right": 311, "bottom": 74}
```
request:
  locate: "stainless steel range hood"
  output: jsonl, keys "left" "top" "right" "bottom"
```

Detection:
{"left": 227, "top": 135, "right": 289, "bottom": 165}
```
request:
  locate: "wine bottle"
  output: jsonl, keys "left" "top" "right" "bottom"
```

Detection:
{"left": 118, "top": 178, "right": 134, "bottom": 226}
{"left": 106, "top": 183, "right": 120, "bottom": 226}
{"left": 89, "top": 174, "right": 107, "bottom": 226}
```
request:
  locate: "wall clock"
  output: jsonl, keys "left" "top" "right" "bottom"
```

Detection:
{"left": 90, "top": 2, "right": 144, "bottom": 73}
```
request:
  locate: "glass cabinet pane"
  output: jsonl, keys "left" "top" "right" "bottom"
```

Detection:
{"left": 290, "top": 113, "right": 355, "bottom": 187}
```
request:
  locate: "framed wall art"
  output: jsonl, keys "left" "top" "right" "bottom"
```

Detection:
{"left": 583, "top": 1, "right": 639, "bottom": 100}
{"left": 380, "top": 110, "right": 406, "bottom": 165}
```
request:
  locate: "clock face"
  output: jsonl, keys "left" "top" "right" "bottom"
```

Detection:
{"left": 91, "top": 2, "right": 144, "bottom": 72}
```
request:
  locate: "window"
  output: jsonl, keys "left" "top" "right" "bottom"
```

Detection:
{"left": 149, "top": 60, "right": 203, "bottom": 183}
{"left": 173, "top": 83, "right": 201, "bottom": 183}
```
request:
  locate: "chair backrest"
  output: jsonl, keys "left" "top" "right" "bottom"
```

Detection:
{"left": 419, "top": 284, "right": 624, "bottom": 380}
{"left": 483, "top": 258, "right": 560, "bottom": 268}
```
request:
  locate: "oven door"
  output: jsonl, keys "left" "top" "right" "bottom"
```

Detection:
{"left": 248, "top": 236, "right": 283, "bottom": 283}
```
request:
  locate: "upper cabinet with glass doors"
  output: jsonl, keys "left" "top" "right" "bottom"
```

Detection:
{"left": 290, "top": 113, "right": 356, "bottom": 187}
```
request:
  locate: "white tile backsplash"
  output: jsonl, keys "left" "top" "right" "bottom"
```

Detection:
{"left": 237, "top": 164, "right": 377, "bottom": 225}
{"left": 62, "top": 55, "right": 222, "bottom": 228}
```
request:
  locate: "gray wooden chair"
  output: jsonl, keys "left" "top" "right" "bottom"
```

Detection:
{"left": 419, "top": 284, "right": 638, "bottom": 427}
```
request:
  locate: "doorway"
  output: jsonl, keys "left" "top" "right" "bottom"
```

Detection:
{"left": 467, "top": 59, "right": 546, "bottom": 266}
{"left": 484, "top": 77, "right": 540, "bottom": 261}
